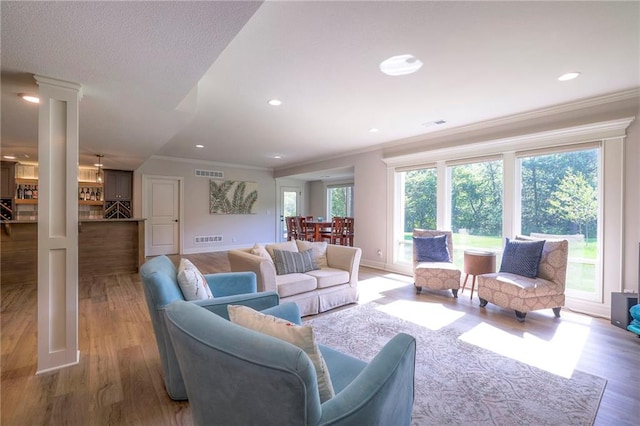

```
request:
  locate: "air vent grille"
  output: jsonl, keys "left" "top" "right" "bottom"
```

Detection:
{"left": 194, "top": 235, "right": 223, "bottom": 244}
{"left": 195, "top": 169, "right": 224, "bottom": 179}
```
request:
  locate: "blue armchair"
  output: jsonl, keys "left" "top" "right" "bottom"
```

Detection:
{"left": 164, "top": 300, "right": 416, "bottom": 426}
{"left": 139, "top": 255, "right": 280, "bottom": 400}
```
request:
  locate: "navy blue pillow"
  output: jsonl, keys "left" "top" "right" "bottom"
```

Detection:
{"left": 499, "top": 238, "right": 545, "bottom": 278}
{"left": 414, "top": 235, "right": 451, "bottom": 262}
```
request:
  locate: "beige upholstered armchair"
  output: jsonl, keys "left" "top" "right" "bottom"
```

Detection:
{"left": 413, "top": 229, "right": 461, "bottom": 297}
{"left": 478, "top": 236, "right": 568, "bottom": 322}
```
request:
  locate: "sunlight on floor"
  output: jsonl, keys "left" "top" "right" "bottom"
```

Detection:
{"left": 459, "top": 312, "right": 593, "bottom": 378}
{"left": 357, "top": 274, "right": 413, "bottom": 304}
{"left": 375, "top": 299, "right": 466, "bottom": 331}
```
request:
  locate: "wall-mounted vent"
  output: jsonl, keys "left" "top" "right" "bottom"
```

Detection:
{"left": 194, "top": 235, "right": 223, "bottom": 244}
{"left": 422, "top": 119, "right": 447, "bottom": 128}
{"left": 195, "top": 169, "right": 224, "bottom": 179}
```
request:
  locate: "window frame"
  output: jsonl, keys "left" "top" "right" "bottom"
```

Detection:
{"left": 325, "top": 181, "right": 354, "bottom": 219}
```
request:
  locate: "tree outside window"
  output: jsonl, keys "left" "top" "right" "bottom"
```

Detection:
{"left": 328, "top": 185, "right": 353, "bottom": 218}
{"left": 519, "top": 148, "right": 599, "bottom": 294}
{"left": 449, "top": 160, "right": 503, "bottom": 265}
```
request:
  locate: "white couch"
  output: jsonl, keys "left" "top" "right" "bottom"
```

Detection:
{"left": 228, "top": 240, "right": 362, "bottom": 316}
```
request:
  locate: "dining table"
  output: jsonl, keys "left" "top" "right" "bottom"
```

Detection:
{"left": 305, "top": 221, "right": 332, "bottom": 242}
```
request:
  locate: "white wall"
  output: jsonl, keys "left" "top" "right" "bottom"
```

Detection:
{"left": 135, "top": 157, "right": 277, "bottom": 253}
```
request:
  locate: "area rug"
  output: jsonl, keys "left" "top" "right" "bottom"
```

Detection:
{"left": 306, "top": 303, "right": 606, "bottom": 426}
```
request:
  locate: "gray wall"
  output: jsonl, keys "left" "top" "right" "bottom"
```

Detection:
{"left": 135, "top": 157, "right": 277, "bottom": 253}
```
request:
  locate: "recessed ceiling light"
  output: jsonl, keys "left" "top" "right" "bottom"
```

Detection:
{"left": 273, "top": 155, "right": 282, "bottom": 159}
{"left": 19, "top": 94, "right": 40, "bottom": 103}
{"left": 379, "top": 54, "right": 423, "bottom": 76}
{"left": 3, "top": 155, "right": 16, "bottom": 160}
{"left": 369, "top": 128, "right": 380, "bottom": 133}
{"left": 268, "top": 99, "right": 282, "bottom": 106}
{"left": 195, "top": 144, "right": 204, "bottom": 148}
{"left": 558, "top": 72, "right": 581, "bottom": 81}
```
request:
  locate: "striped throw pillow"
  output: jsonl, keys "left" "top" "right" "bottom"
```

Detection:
{"left": 273, "top": 249, "right": 318, "bottom": 275}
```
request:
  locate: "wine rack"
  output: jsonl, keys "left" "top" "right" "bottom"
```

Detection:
{"left": 0, "top": 198, "right": 13, "bottom": 221}
{"left": 104, "top": 200, "right": 132, "bottom": 219}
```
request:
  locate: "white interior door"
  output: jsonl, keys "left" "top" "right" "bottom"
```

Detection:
{"left": 145, "top": 176, "right": 181, "bottom": 256}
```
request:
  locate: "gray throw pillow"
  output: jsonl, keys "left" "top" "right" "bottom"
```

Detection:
{"left": 273, "top": 249, "right": 318, "bottom": 275}
{"left": 499, "top": 238, "right": 545, "bottom": 278}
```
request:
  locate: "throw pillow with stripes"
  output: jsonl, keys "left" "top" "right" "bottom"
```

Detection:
{"left": 273, "top": 248, "right": 319, "bottom": 275}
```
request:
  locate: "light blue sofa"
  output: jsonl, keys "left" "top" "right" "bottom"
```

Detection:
{"left": 164, "top": 300, "right": 417, "bottom": 426}
{"left": 140, "top": 255, "right": 280, "bottom": 400}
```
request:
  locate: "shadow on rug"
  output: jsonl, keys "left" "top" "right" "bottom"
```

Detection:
{"left": 306, "top": 303, "right": 606, "bottom": 426}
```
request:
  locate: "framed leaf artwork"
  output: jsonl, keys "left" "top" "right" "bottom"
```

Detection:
{"left": 209, "top": 180, "right": 258, "bottom": 214}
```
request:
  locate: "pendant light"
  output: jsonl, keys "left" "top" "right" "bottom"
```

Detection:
{"left": 96, "top": 154, "right": 104, "bottom": 183}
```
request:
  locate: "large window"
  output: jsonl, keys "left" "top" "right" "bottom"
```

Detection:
{"left": 450, "top": 159, "right": 503, "bottom": 265}
{"left": 327, "top": 184, "right": 353, "bottom": 218}
{"left": 396, "top": 168, "right": 437, "bottom": 262}
{"left": 518, "top": 147, "right": 600, "bottom": 299}
{"left": 387, "top": 118, "right": 630, "bottom": 316}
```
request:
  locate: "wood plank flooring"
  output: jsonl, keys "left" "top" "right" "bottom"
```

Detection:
{"left": 1, "top": 251, "right": 639, "bottom": 425}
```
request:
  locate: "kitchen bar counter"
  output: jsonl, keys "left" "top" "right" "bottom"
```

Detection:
{"left": 1, "top": 219, "right": 145, "bottom": 286}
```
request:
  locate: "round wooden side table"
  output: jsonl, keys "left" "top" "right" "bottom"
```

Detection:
{"left": 461, "top": 250, "right": 496, "bottom": 300}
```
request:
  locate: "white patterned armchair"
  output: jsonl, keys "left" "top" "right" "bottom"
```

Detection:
{"left": 478, "top": 236, "right": 568, "bottom": 322}
{"left": 413, "top": 229, "right": 461, "bottom": 297}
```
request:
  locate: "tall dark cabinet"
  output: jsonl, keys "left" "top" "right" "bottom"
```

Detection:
{"left": 104, "top": 169, "right": 132, "bottom": 219}
{"left": 0, "top": 161, "right": 16, "bottom": 220}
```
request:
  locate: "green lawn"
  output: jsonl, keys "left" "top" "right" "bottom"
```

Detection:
{"left": 404, "top": 232, "right": 597, "bottom": 293}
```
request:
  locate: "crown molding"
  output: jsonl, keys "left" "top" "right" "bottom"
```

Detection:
{"left": 382, "top": 117, "right": 636, "bottom": 167}
{"left": 382, "top": 88, "right": 639, "bottom": 152}
{"left": 276, "top": 89, "right": 639, "bottom": 175}
{"left": 34, "top": 74, "right": 83, "bottom": 98}
{"left": 150, "top": 155, "right": 272, "bottom": 172}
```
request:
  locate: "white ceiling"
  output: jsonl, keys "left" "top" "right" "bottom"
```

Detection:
{"left": 2, "top": 1, "right": 638, "bottom": 175}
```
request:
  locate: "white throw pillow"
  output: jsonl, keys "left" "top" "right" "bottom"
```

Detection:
{"left": 250, "top": 243, "right": 273, "bottom": 262}
{"left": 177, "top": 258, "right": 214, "bottom": 301}
{"left": 228, "top": 305, "right": 335, "bottom": 403}
{"left": 295, "top": 240, "right": 328, "bottom": 268}
{"left": 265, "top": 240, "right": 299, "bottom": 260}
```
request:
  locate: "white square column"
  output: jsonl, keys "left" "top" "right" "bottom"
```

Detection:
{"left": 35, "top": 75, "right": 83, "bottom": 373}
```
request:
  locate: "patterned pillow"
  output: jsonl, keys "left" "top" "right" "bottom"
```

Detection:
{"left": 499, "top": 238, "right": 545, "bottom": 278}
{"left": 227, "top": 305, "right": 335, "bottom": 402}
{"left": 295, "top": 240, "right": 328, "bottom": 268}
{"left": 273, "top": 249, "right": 318, "bottom": 275}
{"left": 414, "top": 235, "right": 451, "bottom": 262}
{"left": 176, "top": 258, "right": 214, "bottom": 300}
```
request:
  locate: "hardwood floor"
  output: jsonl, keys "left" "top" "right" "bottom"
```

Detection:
{"left": 1, "top": 251, "right": 638, "bottom": 425}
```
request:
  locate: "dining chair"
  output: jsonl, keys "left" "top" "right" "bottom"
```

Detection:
{"left": 298, "top": 216, "right": 315, "bottom": 241}
{"left": 286, "top": 216, "right": 299, "bottom": 241}
{"left": 343, "top": 217, "right": 354, "bottom": 246}
{"left": 321, "top": 217, "right": 346, "bottom": 245}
